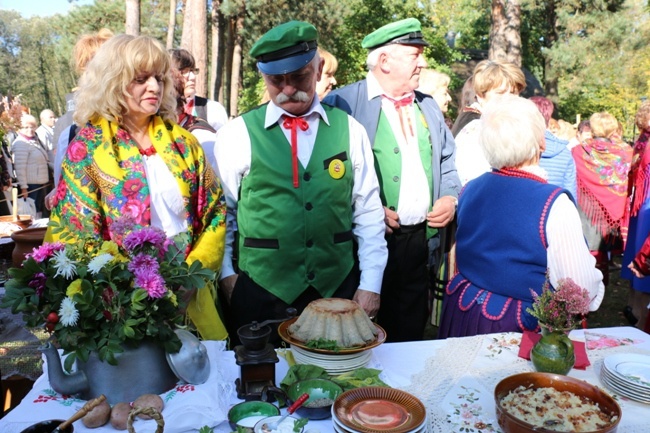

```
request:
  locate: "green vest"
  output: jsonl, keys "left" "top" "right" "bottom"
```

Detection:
{"left": 239, "top": 105, "right": 354, "bottom": 304}
{"left": 373, "top": 105, "right": 437, "bottom": 238}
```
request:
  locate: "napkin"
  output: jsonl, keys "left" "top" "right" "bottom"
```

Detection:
{"left": 518, "top": 330, "right": 590, "bottom": 370}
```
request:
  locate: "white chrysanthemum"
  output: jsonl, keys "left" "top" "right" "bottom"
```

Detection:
{"left": 52, "top": 249, "right": 77, "bottom": 279}
{"left": 58, "top": 297, "right": 79, "bottom": 327}
{"left": 88, "top": 253, "right": 114, "bottom": 275}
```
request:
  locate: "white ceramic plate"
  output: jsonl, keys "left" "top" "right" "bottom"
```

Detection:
{"left": 600, "top": 369, "right": 650, "bottom": 404}
{"left": 603, "top": 354, "right": 650, "bottom": 389}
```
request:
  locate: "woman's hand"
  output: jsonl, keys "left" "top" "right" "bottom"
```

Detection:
{"left": 628, "top": 262, "right": 647, "bottom": 279}
{"left": 21, "top": 187, "right": 28, "bottom": 199}
{"left": 45, "top": 190, "right": 56, "bottom": 210}
{"left": 219, "top": 274, "right": 238, "bottom": 304}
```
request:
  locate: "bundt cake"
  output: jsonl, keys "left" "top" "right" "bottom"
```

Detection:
{"left": 288, "top": 298, "right": 378, "bottom": 348}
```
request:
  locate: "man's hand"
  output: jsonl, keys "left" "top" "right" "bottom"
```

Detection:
{"left": 383, "top": 206, "right": 400, "bottom": 235}
{"left": 218, "top": 274, "right": 239, "bottom": 304}
{"left": 21, "top": 187, "right": 28, "bottom": 199}
{"left": 426, "top": 195, "right": 457, "bottom": 228}
{"left": 353, "top": 289, "right": 380, "bottom": 319}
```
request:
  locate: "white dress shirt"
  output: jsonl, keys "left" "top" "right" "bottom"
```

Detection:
{"left": 214, "top": 97, "right": 388, "bottom": 294}
{"left": 366, "top": 72, "right": 430, "bottom": 225}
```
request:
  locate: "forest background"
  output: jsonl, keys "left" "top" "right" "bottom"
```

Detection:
{"left": 1, "top": 0, "right": 649, "bottom": 141}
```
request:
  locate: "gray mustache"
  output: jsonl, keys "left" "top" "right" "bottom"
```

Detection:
{"left": 275, "top": 91, "right": 310, "bottom": 103}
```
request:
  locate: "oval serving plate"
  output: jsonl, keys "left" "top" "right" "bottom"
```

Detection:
{"left": 278, "top": 317, "right": 386, "bottom": 355}
{"left": 333, "top": 387, "right": 425, "bottom": 433}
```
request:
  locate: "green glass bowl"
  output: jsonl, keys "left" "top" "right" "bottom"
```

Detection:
{"left": 228, "top": 401, "right": 280, "bottom": 433}
{"left": 287, "top": 378, "right": 344, "bottom": 420}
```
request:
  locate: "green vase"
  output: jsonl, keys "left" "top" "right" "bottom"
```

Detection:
{"left": 530, "top": 326, "right": 575, "bottom": 375}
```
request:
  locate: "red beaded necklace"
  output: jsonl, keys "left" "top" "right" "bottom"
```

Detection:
{"left": 138, "top": 146, "right": 157, "bottom": 157}
{"left": 494, "top": 167, "right": 546, "bottom": 183}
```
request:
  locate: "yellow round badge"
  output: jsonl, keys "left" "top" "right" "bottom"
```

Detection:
{"left": 328, "top": 159, "right": 345, "bottom": 179}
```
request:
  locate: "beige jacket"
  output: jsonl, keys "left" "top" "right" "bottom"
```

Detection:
{"left": 12, "top": 135, "right": 50, "bottom": 187}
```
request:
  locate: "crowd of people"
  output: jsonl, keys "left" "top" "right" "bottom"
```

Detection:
{"left": 3, "top": 17, "right": 650, "bottom": 346}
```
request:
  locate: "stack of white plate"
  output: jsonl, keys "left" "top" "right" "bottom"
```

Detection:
{"left": 291, "top": 345, "right": 373, "bottom": 374}
{"left": 600, "top": 353, "right": 650, "bottom": 404}
{"left": 331, "top": 387, "right": 426, "bottom": 433}
{"left": 278, "top": 318, "right": 387, "bottom": 375}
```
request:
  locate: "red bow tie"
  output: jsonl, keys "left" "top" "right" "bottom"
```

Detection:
{"left": 382, "top": 94, "right": 415, "bottom": 138}
{"left": 282, "top": 116, "right": 309, "bottom": 188}
{"left": 384, "top": 94, "right": 415, "bottom": 109}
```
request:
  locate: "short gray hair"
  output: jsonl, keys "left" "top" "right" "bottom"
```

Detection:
{"left": 480, "top": 94, "right": 545, "bottom": 169}
{"left": 366, "top": 45, "right": 395, "bottom": 71}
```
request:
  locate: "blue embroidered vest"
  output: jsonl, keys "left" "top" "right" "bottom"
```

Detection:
{"left": 447, "top": 170, "right": 566, "bottom": 330}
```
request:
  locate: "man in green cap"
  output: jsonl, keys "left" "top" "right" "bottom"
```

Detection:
{"left": 214, "top": 21, "right": 387, "bottom": 346}
{"left": 324, "top": 18, "right": 461, "bottom": 342}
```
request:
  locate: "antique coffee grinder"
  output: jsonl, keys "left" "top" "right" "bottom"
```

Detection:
{"left": 234, "top": 308, "right": 296, "bottom": 400}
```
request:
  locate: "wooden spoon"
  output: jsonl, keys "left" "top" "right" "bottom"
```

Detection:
{"left": 51, "top": 395, "right": 107, "bottom": 433}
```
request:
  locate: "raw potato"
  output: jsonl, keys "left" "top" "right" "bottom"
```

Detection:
{"left": 110, "top": 402, "right": 132, "bottom": 430}
{"left": 133, "top": 393, "right": 164, "bottom": 420}
{"left": 82, "top": 399, "right": 111, "bottom": 428}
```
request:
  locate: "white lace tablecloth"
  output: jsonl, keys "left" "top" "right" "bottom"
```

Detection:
{"left": 0, "top": 327, "right": 648, "bottom": 433}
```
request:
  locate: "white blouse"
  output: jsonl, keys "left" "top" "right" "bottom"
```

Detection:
{"left": 142, "top": 153, "right": 188, "bottom": 238}
{"left": 523, "top": 165, "right": 605, "bottom": 310}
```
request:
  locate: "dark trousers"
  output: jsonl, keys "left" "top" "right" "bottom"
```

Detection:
{"left": 225, "top": 268, "right": 360, "bottom": 348}
{"left": 377, "top": 222, "right": 429, "bottom": 342}
{"left": 27, "top": 183, "right": 47, "bottom": 216}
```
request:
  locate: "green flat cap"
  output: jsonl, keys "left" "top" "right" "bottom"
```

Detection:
{"left": 250, "top": 21, "right": 318, "bottom": 75}
{"left": 362, "top": 18, "right": 429, "bottom": 50}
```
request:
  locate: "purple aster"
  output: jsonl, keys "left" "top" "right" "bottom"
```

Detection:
{"left": 133, "top": 268, "right": 166, "bottom": 298}
{"left": 28, "top": 272, "right": 48, "bottom": 296}
{"left": 123, "top": 227, "right": 167, "bottom": 252}
{"left": 27, "top": 242, "right": 65, "bottom": 263}
{"left": 128, "top": 253, "right": 159, "bottom": 273}
{"left": 109, "top": 215, "right": 137, "bottom": 237}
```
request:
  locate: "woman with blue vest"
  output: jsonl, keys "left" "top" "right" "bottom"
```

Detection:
{"left": 438, "top": 95, "right": 604, "bottom": 338}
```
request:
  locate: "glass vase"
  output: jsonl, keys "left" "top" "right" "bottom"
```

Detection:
{"left": 530, "top": 324, "right": 575, "bottom": 375}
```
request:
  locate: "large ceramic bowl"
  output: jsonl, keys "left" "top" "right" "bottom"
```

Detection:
{"left": 287, "top": 378, "right": 343, "bottom": 420}
{"left": 494, "top": 372, "right": 621, "bottom": 433}
{"left": 20, "top": 419, "right": 73, "bottom": 433}
{"left": 228, "top": 401, "right": 280, "bottom": 433}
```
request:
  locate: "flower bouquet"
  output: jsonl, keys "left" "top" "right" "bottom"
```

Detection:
{"left": 1, "top": 218, "right": 216, "bottom": 372}
{"left": 527, "top": 276, "right": 591, "bottom": 332}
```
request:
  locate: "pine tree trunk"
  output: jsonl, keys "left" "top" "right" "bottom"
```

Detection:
{"left": 543, "top": 1, "right": 559, "bottom": 99}
{"left": 229, "top": 14, "right": 244, "bottom": 117}
{"left": 181, "top": 0, "right": 208, "bottom": 97}
{"left": 210, "top": 1, "right": 223, "bottom": 101}
{"left": 488, "top": 0, "right": 521, "bottom": 67}
{"left": 166, "top": 0, "right": 176, "bottom": 49}
{"left": 125, "top": 0, "right": 141, "bottom": 36}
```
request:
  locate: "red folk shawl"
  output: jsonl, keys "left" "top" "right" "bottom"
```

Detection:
{"left": 630, "top": 130, "right": 650, "bottom": 216}
{"left": 572, "top": 137, "right": 632, "bottom": 238}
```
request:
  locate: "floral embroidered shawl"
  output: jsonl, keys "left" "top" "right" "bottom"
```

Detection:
{"left": 46, "top": 116, "right": 228, "bottom": 340}
{"left": 629, "top": 130, "right": 650, "bottom": 216}
{"left": 572, "top": 137, "right": 632, "bottom": 238}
